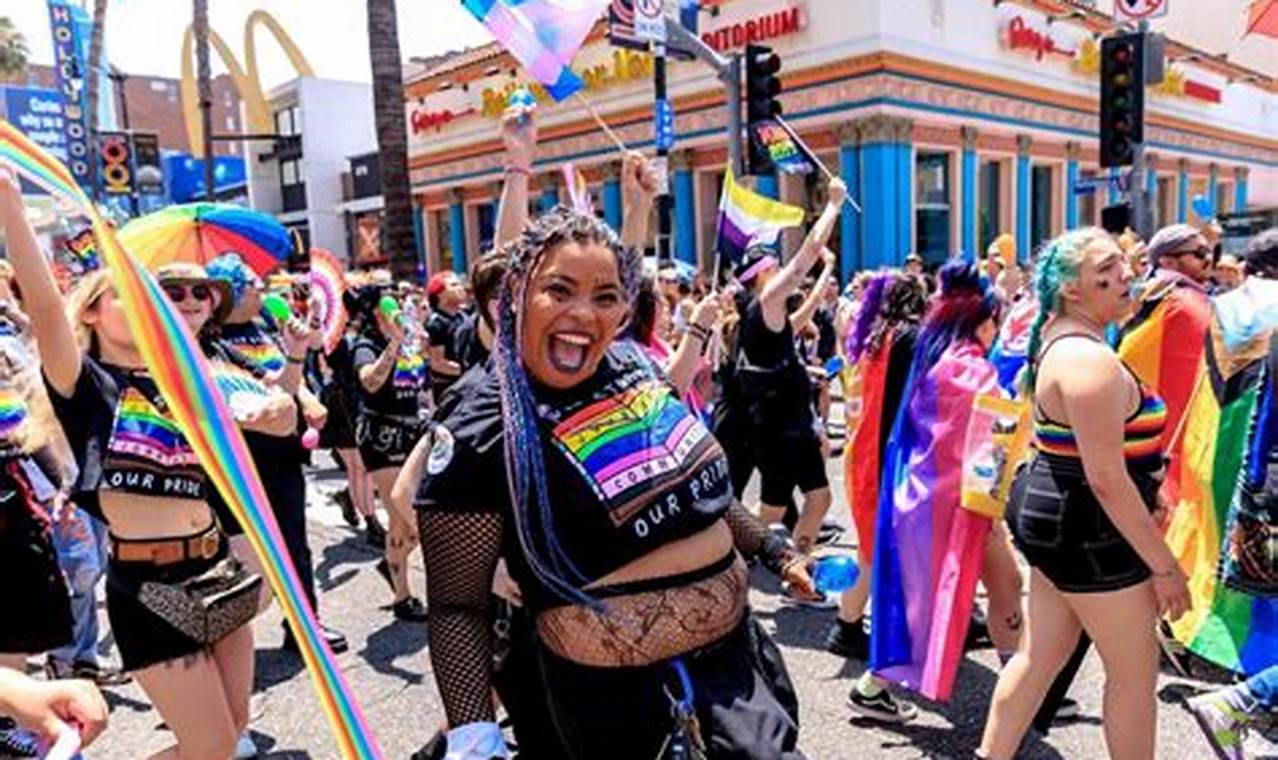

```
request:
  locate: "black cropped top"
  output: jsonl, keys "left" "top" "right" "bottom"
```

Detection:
{"left": 46, "top": 358, "right": 207, "bottom": 522}
{"left": 416, "top": 342, "right": 734, "bottom": 611}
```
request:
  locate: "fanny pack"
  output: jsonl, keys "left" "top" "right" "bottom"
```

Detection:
{"left": 137, "top": 555, "right": 262, "bottom": 644}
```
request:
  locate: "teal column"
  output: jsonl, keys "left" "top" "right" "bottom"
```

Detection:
{"left": 603, "top": 163, "right": 623, "bottom": 232}
{"left": 540, "top": 175, "right": 559, "bottom": 213}
{"left": 860, "top": 115, "right": 897, "bottom": 270}
{"left": 673, "top": 152, "right": 696, "bottom": 265}
{"left": 756, "top": 172, "right": 778, "bottom": 200}
{"left": 413, "top": 204, "right": 427, "bottom": 282}
{"left": 894, "top": 119, "right": 913, "bottom": 262}
{"left": 1016, "top": 135, "right": 1031, "bottom": 263}
{"left": 838, "top": 122, "right": 862, "bottom": 281}
{"left": 1107, "top": 168, "right": 1119, "bottom": 206}
{"left": 448, "top": 196, "right": 466, "bottom": 274}
{"left": 961, "top": 127, "right": 977, "bottom": 258}
{"left": 1235, "top": 167, "right": 1249, "bottom": 213}
{"left": 1208, "top": 163, "right": 1219, "bottom": 215}
{"left": 1145, "top": 156, "right": 1158, "bottom": 201}
{"left": 1065, "top": 141, "right": 1080, "bottom": 230}
{"left": 1177, "top": 159, "right": 1189, "bottom": 222}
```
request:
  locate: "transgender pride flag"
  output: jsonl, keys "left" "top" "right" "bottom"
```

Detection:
{"left": 461, "top": 0, "right": 610, "bottom": 101}
{"left": 715, "top": 169, "right": 806, "bottom": 262}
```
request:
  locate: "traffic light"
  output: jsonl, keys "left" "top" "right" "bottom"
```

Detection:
{"left": 745, "top": 44, "right": 782, "bottom": 175}
{"left": 1099, "top": 32, "right": 1146, "bottom": 168}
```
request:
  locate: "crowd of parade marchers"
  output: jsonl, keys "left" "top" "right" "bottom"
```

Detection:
{"left": 0, "top": 100, "right": 1274, "bottom": 760}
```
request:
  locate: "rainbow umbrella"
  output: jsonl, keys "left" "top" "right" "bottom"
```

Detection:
{"left": 119, "top": 202, "right": 293, "bottom": 275}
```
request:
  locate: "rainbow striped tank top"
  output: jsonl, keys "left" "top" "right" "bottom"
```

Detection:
{"left": 1035, "top": 384, "right": 1167, "bottom": 463}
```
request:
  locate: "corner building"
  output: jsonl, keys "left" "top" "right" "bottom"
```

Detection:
{"left": 403, "top": 0, "right": 1278, "bottom": 283}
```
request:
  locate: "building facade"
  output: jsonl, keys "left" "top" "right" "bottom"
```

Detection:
{"left": 403, "top": 0, "right": 1278, "bottom": 281}
{"left": 245, "top": 77, "right": 377, "bottom": 263}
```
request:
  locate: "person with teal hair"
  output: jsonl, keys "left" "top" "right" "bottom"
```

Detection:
{"left": 981, "top": 228, "right": 1191, "bottom": 760}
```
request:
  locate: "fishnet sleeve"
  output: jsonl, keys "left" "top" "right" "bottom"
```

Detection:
{"left": 723, "top": 501, "right": 798, "bottom": 575}
{"left": 417, "top": 508, "right": 504, "bottom": 727}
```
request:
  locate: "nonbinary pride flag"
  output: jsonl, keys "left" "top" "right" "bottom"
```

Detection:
{"left": 461, "top": 0, "right": 609, "bottom": 101}
{"left": 715, "top": 168, "right": 805, "bottom": 262}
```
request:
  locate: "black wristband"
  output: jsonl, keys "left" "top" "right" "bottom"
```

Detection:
{"left": 759, "top": 531, "right": 799, "bottom": 577}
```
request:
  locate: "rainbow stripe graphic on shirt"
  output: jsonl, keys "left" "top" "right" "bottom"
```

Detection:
{"left": 0, "top": 387, "right": 28, "bottom": 442}
{"left": 550, "top": 380, "right": 714, "bottom": 525}
{"left": 107, "top": 387, "right": 201, "bottom": 468}
{"left": 235, "top": 340, "right": 286, "bottom": 375}
{"left": 393, "top": 351, "right": 426, "bottom": 389}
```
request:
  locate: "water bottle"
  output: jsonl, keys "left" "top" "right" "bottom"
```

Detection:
{"left": 812, "top": 555, "right": 860, "bottom": 594}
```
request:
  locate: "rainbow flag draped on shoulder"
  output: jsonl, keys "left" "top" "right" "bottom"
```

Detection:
{"left": 869, "top": 341, "right": 1000, "bottom": 700}
{"left": 715, "top": 169, "right": 805, "bottom": 262}
{"left": 1165, "top": 277, "right": 1278, "bottom": 676}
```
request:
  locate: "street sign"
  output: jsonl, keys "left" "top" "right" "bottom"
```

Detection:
{"left": 608, "top": 0, "right": 648, "bottom": 51}
{"left": 1114, "top": 0, "right": 1168, "bottom": 22}
{"left": 654, "top": 98, "right": 675, "bottom": 151}
{"left": 634, "top": 0, "right": 667, "bottom": 42}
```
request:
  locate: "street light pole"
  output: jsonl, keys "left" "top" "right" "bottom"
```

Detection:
{"left": 108, "top": 67, "right": 138, "bottom": 216}
{"left": 663, "top": 16, "right": 742, "bottom": 177}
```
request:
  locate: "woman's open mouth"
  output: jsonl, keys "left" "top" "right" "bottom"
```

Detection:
{"left": 548, "top": 331, "right": 593, "bottom": 373}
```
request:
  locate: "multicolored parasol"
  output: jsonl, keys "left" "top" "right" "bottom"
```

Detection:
{"left": 118, "top": 202, "right": 293, "bottom": 275}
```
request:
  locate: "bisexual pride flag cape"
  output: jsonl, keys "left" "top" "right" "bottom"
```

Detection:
{"left": 1165, "top": 277, "right": 1278, "bottom": 676}
{"left": 870, "top": 340, "right": 1000, "bottom": 700}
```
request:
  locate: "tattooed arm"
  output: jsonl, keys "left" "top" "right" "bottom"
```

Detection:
{"left": 358, "top": 313, "right": 405, "bottom": 394}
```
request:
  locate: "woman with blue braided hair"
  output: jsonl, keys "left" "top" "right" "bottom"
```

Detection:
{"left": 979, "top": 228, "right": 1191, "bottom": 760}
{"left": 412, "top": 197, "right": 822, "bottom": 759}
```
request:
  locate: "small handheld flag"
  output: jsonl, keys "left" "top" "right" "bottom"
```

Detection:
{"left": 461, "top": 0, "right": 609, "bottom": 101}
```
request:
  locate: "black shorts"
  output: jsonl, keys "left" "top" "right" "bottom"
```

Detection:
{"left": 1006, "top": 454, "right": 1157, "bottom": 593}
{"left": 318, "top": 384, "right": 359, "bottom": 450}
{"left": 356, "top": 414, "right": 425, "bottom": 472}
{"left": 537, "top": 614, "right": 805, "bottom": 760}
{"left": 727, "top": 431, "right": 829, "bottom": 508}
{"left": 0, "top": 491, "right": 72, "bottom": 654}
{"left": 105, "top": 537, "right": 246, "bottom": 672}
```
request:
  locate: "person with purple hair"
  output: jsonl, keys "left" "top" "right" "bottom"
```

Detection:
{"left": 827, "top": 270, "right": 926, "bottom": 722}
{"left": 867, "top": 261, "right": 1025, "bottom": 703}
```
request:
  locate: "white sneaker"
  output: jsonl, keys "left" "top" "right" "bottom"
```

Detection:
{"left": 781, "top": 587, "right": 839, "bottom": 610}
{"left": 234, "top": 732, "right": 258, "bottom": 759}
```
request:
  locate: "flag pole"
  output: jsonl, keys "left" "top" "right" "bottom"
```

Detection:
{"left": 774, "top": 116, "right": 862, "bottom": 213}
{"left": 574, "top": 92, "right": 629, "bottom": 153}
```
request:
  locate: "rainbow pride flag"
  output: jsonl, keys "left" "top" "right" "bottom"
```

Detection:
{"left": 461, "top": 0, "right": 609, "bottom": 101}
{"left": 1165, "top": 278, "right": 1278, "bottom": 676}
{"left": 0, "top": 119, "right": 383, "bottom": 759}
{"left": 869, "top": 341, "right": 1000, "bottom": 700}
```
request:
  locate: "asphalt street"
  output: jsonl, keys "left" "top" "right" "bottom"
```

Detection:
{"left": 72, "top": 454, "right": 1278, "bottom": 759}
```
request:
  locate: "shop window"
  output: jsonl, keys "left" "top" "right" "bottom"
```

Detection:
{"left": 1216, "top": 181, "right": 1233, "bottom": 216}
{"left": 274, "top": 104, "right": 301, "bottom": 137}
{"left": 1030, "top": 165, "right": 1054, "bottom": 254}
{"left": 476, "top": 203, "right": 496, "bottom": 254}
{"left": 914, "top": 151, "right": 951, "bottom": 262}
{"left": 437, "top": 209, "right": 456, "bottom": 273}
{"left": 978, "top": 159, "right": 1006, "bottom": 253}
{"left": 279, "top": 158, "right": 305, "bottom": 213}
{"left": 1156, "top": 176, "right": 1175, "bottom": 229}
{"left": 1078, "top": 169, "right": 1098, "bottom": 227}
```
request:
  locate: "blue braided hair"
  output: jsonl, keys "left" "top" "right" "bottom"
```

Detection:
{"left": 493, "top": 206, "right": 641, "bottom": 608}
{"left": 912, "top": 260, "right": 1001, "bottom": 376}
{"left": 1021, "top": 227, "right": 1110, "bottom": 396}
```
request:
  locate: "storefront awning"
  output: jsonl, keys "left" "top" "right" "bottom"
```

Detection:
{"left": 1246, "top": 0, "right": 1278, "bottom": 38}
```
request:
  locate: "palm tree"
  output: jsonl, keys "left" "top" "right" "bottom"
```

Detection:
{"left": 86, "top": 1, "right": 107, "bottom": 136}
{"left": 0, "top": 16, "right": 29, "bottom": 82}
{"left": 366, "top": 0, "right": 419, "bottom": 280}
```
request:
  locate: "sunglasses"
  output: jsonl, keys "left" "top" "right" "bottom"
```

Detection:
{"left": 163, "top": 283, "right": 213, "bottom": 303}
{"left": 1174, "top": 245, "right": 1213, "bottom": 262}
